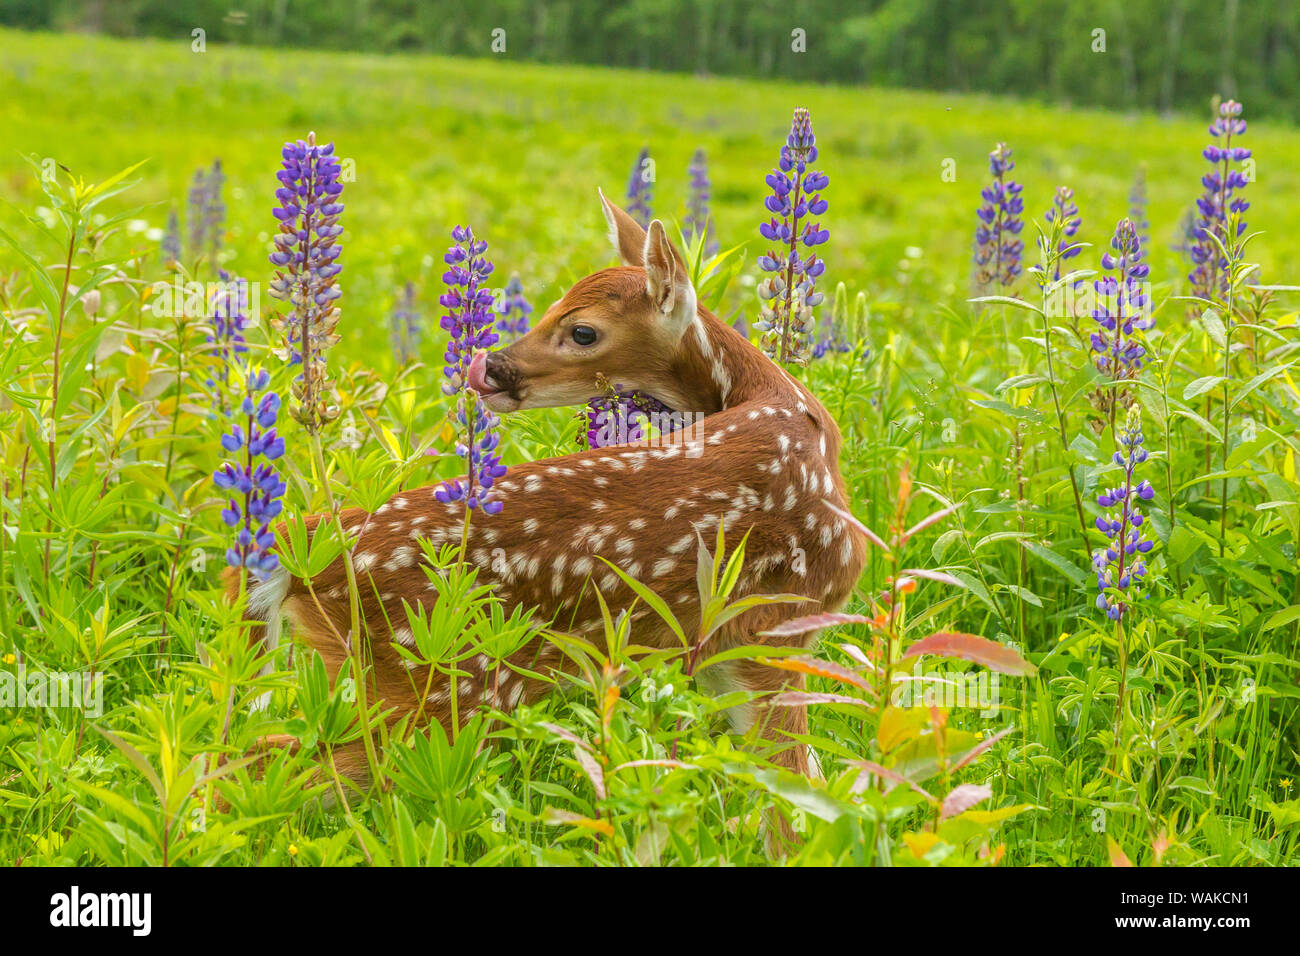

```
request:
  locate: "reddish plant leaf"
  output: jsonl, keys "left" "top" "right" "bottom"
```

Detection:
{"left": 769, "top": 691, "right": 871, "bottom": 708}
{"left": 940, "top": 782, "right": 991, "bottom": 820}
{"left": 838, "top": 642, "right": 878, "bottom": 668}
{"left": 573, "top": 746, "right": 606, "bottom": 800}
{"left": 760, "top": 655, "right": 876, "bottom": 694}
{"left": 612, "top": 759, "right": 694, "bottom": 772}
{"left": 950, "top": 726, "right": 1014, "bottom": 773}
{"left": 1107, "top": 836, "right": 1134, "bottom": 867}
{"left": 1152, "top": 830, "right": 1170, "bottom": 865}
{"left": 538, "top": 721, "right": 592, "bottom": 753}
{"left": 900, "top": 567, "right": 964, "bottom": 588}
{"left": 541, "top": 808, "right": 614, "bottom": 836}
{"left": 760, "top": 612, "right": 873, "bottom": 638}
{"left": 850, "top": 760, "right": 933, "bottom": 800}
{"left": 822, "top": 499, "right": 891, "bottom": 552}
{"left": 899, "top": 632, "right": 1037, "bottom": 676}
{"left": 903, "top": 502, "right": 961, "bottom": 542}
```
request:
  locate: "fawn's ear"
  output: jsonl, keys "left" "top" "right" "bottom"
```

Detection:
{"left": 599, "top": 188, "right": 648, "bottom": 266}
{"left": 642, "top": 219, "right": 697, "bottom": 337}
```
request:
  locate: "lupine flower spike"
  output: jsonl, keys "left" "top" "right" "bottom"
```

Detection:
{"left": 206, "top": 270, "right": 250, "bottom": 412}
{"left": 1044, "top": 186, "right": 1081, "bottom": 281}
{"left": 1089, "top": 218, "right": 1153, "bottom": 416}
{"left": 188, "top": 168, "right": 208, "bottom": 258}
{"left": 973, "top": 143, "right": 1024, "bottom": 291}
{"left": 626, "top": 146, "right": 653, "bottom": 228}
{"left": 1092, "top": 405, "right": 1156, "bottom": 620}
{"left": 756, "top": 107, "right": 829, "bottom": 365}
{"left": 496, "top": 273, "right": 533, "bottom": 340}
{"left": 1188, "top": 100, "right": 1250, "bottom": 302}
{"left": 389, "top": 281, "right": 420, "bottom": 365}
{"left": 268, "top": 131, "right": 345, "bottom": 434}
{"left": 437, "top": 226, "right": 507, "bottom": 514}
{"left": 205, "top": 159, "right": 226, "bottom": 262}
{"left": 213, "top": 367, "right": 287, "bottom": 578}
{"left": 684, "top": 148, "right": 718, "bottom": 256}
{"left": 161, "top": 207, "right": 181, "bottom": 266}
{"left": 1129, "top": 164, "right": 1150, "bottom": 251}
{"left": 812, "top": 280, "right": 851, "bottom": 359}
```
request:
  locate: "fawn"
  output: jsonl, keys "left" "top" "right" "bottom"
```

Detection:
{"left": 229, "top": 192, "right": 868, "bottom": 791}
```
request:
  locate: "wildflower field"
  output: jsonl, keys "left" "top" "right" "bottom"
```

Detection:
{"left": 2, "top": 27, "right": 1299, "bottom": 868}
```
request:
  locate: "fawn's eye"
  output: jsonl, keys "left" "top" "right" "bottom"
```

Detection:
{"left": 571, "top": 325, "right": 598, "bottom": 346}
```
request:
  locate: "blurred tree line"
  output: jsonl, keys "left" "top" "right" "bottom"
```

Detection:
{"left": 4, "top": 0, "right": 1298, "bottom": 120}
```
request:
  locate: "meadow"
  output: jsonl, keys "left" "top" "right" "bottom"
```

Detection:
{"left": 1, "top": 27, "right": 1298, "bottom": 866}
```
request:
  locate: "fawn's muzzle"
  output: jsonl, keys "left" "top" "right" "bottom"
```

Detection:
{"left": 468, "top": 349, "right": 521, "bottom": 411}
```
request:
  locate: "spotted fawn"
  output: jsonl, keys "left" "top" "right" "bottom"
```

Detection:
{"left": 229, "top": 192, "right": 868, "bottom": 788}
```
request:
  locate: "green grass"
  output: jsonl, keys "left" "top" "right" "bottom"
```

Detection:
{"left": 1, "top": 28, "right": 1298, "bottom": 866}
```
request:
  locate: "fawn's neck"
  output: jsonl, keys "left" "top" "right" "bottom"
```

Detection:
{"left": 663, "top": 308, "right": 847, "bottom": 483}
{"left": 670, "top": 310, "right": 827, "bottom": 417}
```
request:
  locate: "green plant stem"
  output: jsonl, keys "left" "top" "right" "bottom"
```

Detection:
{"left": 309, "top": 432, "right": 381, "bottom": 783}
{"left": 1039, "top": 310, "right": 1091, "bottom": 555}
{"left": 44, "top": 231, "right": 78, "bottom": 582}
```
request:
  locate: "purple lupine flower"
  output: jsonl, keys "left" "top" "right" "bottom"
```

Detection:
{"left": 755, "top": 107, "right": 829, "bottom": 365}
{"left": 1090, "top": 218, "right": 1153, "bottom": 416}
{"left": 205, "top": 269, "right": 250, "bottom": 412}
{"left": 684, "top": 147, "right": 718, "bottom": 256}
{"left": 626, "top": 146, "right": 653, "bottom": 229}
{"left": 434, "top": 397, "right": 509, "bottom": 514}
{"left": 581, "top": 375, "right": 674, "bottom": 449}
{"left": 213, "top": 367, "right": 287, "bottom": 578}
{"left": 495, "top": 273, "right": 533, "bottom": 340}
{"left": 188, "top": 167, "right": 208, "bottom": 258}
{"left": 812, "top": 280, "right": 851, "bottom": 359}
{"left": 1188, "top": 100, "right": 1250, "bottom": 302}
{"left": 205, "top": 159, "right": 226, "bottom": 262}
{"left": 389, "top": 281, "right": 420, "bottom": 365}
{"left": 1129, "top": 165, "right": 1150, "bottom": 252}
{"left": 438, "top": 225, "right": 497, "bottom": 395}
{"left": 1044, "top": 186, "right": 1082, "bottom": 281}
{"left": 161, "top": 207, "right": 181, "bottom": 265}
{"left": 1092, "top": 405, "right": 1156, "bottom": 621}
{"left": 435, "top": 225, "right": 507, "bottom": 515}
{"left": 973, "top": 143, "right": 1025, "bottom": 291}
{"left": 268, "top": 131, "right": 344, "bottom": 434}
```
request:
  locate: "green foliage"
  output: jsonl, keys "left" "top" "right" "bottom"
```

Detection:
{"left": 0, "top": 31, "right": 1297, "bottom": 868}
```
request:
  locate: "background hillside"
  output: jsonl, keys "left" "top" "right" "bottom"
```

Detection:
{"left": 2, "top": 1, "right": 1299, "bottom": 119}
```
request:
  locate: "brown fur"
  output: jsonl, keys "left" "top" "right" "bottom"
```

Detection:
{"left": 224, "top": 197, "right": 867, "bottom": 796}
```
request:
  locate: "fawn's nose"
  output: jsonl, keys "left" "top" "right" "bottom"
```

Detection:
{"left": 482, "top": 351, "right": 514, "bottom": 392}
{"left": 468, "top": 349, "right": 516, "bottom": 397}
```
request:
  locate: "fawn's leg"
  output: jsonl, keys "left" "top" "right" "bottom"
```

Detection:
{"left": 723, "top": 659, "right": 813, "bottom": 776}
{"left": 702, "top": 658, "right": 816, "bottom": 852}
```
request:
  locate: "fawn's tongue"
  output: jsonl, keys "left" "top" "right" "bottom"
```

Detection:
{"left": 467, "top": 349, "right": 494, "bottom": 395}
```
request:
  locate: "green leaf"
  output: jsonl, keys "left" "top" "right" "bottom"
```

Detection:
{"left": 1183, "top": 375, "right": 1225, "bottom": 402}
{"left": 597, "top": 558, "right": 686, "bottom": 649}
{"left": 1023, "top": 541, "right": 1088, "bottom": 586}
{"left": 967, "top": 295, "right": 1043, "bottom": 315}
{"left": 1262, "top": 606, "right": 1300, "bottom": 632}
{"left": 969, "top": 399, "right": 1045, "bottom": 424}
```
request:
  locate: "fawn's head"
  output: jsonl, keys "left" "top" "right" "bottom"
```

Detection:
{"left": 469, "top": 191, "right": 704, "bottom": 413}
